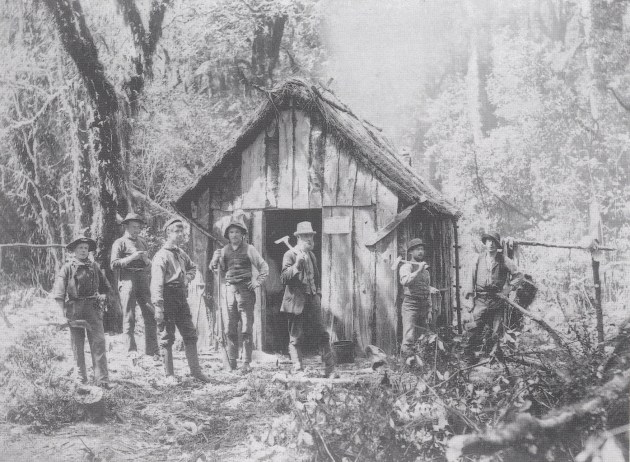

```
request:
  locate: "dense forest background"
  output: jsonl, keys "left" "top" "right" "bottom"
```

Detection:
{"left": 1, "top": 0, "right": 629, "bottom": 285}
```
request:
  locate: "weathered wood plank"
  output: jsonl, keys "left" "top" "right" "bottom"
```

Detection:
{"left": 353, "top": 164, "right": 374, "bottom": 206}
{"left": 323, "top": 138, "right": 340, "bottom": 206}
{"left": 374, "top": 183, "right": 399, "bottom": 354}
{"left": 324, "top": 206, "right": 354, "bottom": 343}
{"left": 293, "top": 109, "right": 310, "bottom": 209}
{"left": 320, "top": 208, "right": 333, "bottom": 339}
{"left": 336, "top": 153, "right": 358, "bottom": 206}
{"left": 251, "top": 211, "right": 265, "bottom": 350}
{"left": 242, "top": 132, "right": 266, "bottom": 209}
{"left": 278, "top": 109, "right": 294, "bottom": 208}
{"left": 265, "top": 118, "right": 279, "bottom": 208}
{"left": 353, "top": 206, "right": 376, "bottom": 355}
{"left": 308, "top": 120, "right": 324, "bottom": 208}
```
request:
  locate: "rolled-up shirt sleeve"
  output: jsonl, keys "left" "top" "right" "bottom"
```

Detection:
{"left": 248, "top": 245, "right": 269, "bottom": 284}
{"left": 151, "top": 252, "right": 167, "bottom": 306}
{"left": 51, "top": 265, "right": 70, "bottom": 301}
{"left": 399, "top": 263, "right": 415, "bottom": 286}
{"left": 110, "top": 239, "right": 128, "bottom": 269}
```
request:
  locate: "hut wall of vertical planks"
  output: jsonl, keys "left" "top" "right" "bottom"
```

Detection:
{"left": 174, "top": 79, "right": 461, "bottom": 355}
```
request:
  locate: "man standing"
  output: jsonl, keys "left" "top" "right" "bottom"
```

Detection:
{"left": 280, "top": 222, "right": 335, "bottom": 377}
{"left": 52, "top": 231, "right": 113, "bottom": 388}
{"left": 111, "top": 212, "right": 158, "bottom": 359}
{"left": 151, "top": 217, "right": 210, "bottom": 382}
{"left": 209, "top": 215, "right": 268, "bottom": 373}
{"left": 464, "top": 231, "right": 521, "bottom": 364}
{"left": 399, "top": 238, "right": 438, "bottom": 357}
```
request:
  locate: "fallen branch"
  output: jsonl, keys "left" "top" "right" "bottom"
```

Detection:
{"left": 446, "top": 367, "right": 630, "bottom": 461}
{"left": 273, "top": 372, "right": 363, "bottom": 386}
{"left": 497, "top": 295, "right": 574, "bottom": 359}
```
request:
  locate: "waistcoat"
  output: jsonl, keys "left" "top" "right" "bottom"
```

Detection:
{"left": 223, "top": 244, "right": 252, "bottom": 284}
{"left": 403, "top": 268, "right": 431, "bottom": 298}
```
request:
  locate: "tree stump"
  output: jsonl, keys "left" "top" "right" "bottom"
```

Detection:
{"left": 74, "top": 385, "right": 105, "bottom": 423}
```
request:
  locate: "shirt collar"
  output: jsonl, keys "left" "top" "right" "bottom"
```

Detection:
{"left": 163, "top": 243, "right": 180, "bottom": 251}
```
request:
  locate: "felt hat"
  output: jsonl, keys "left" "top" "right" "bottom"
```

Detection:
{"left": 481, "top": 231, "right": 501, "bottom": 247}
{"left": 163, "top": 217, "right": 184, "bottom": 233}
{"left": 223, "top": 215, "right": 249, "bottom": 239}
{"left": 121, "top": 212, "right": 146, "bottom": 225}
{"left": 407, "top": 238, "right": 426, "bottom": 251}
{"left": 294, "top": 221, "right": 316, "bottom": 236}
{"left": 67, "top": 229, "right": 96, "bottom": 252}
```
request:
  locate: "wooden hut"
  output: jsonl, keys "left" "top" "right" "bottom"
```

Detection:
{"left": 173, "top": 79, "right": 461, "bottom": 355}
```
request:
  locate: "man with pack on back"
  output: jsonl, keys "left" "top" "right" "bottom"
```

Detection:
{"left": 209, "top": 214, "right": 268, "bottom": 373}
{"left": 52, "top": 230, "right": 113, "bottom": 389}
{"left": 111, "top": 212, "right": 158, "bottom": 359}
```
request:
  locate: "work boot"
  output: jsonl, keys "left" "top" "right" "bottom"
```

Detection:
{"left": 289, "top": 343, "right": 303, "bottom": 372}
{"left": 242, "top": 335, "right": 253, "bottom": 374}
{"left": 162, "top": 346, "right": 174, "bottom": 377}
{"left": 185, "top": 343, "right": 211, "bottom": 383}
{"left": 321, "top": 344, "right": 336, "bottom": 378}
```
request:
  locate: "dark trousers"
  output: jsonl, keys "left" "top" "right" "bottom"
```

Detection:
{"left": 160, "top": 287, "right": 198, "bottom": 349}
{"left": 224, "top": 282, "right": 255, "bottom": 363}
{"left": 119, "top": 270, "right": 158, "bottom": 355}
{"left": 68, "top": 299, "right": 108, "bottom": 383}
{"left": 287, "top": 294, "right": 331, "bottom": 366}
{"left": 400, "top": 295, "right": 431, "bottom": 356}
{"left": 464, "top": 295, "right": 505, "bottom": 359}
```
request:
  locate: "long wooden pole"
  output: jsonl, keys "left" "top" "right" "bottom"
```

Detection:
{"left": 453, "top": 220, "right": 462, "bottom": 334}
{"left": 513, "top": 240, "right": 615, "bottom": 252}
{"left": 0, "top": 244, "right": 66, "bottom": 248}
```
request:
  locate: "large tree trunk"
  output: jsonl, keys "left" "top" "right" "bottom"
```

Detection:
{"left": 43, "top": 0, "right": 129, "bottom": 331}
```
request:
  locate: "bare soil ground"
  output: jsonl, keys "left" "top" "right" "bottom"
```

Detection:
{"left": 0, "top": 297, "right": 352, "bottom": 462}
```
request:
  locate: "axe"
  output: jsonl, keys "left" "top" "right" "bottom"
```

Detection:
{"left": 390, "top": 256, "right": 429, "bottom": 271}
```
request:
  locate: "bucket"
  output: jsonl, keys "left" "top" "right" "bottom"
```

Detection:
{"left": 332, "top": 340, "right": 355, "bottom": 364}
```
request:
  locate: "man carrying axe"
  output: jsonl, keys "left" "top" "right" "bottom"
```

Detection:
{"left": 399, "top": 238, "right": 439, "bottom": 357}
{"left": 209, "top": 215, "right": 268, "bottom": 373}
{"left": 279, "top": 222, "right": 335, "bottom": 377}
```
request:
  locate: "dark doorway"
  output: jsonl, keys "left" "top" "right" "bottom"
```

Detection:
{"left": 263, "top": 209, "right": 322, "bottom": 353}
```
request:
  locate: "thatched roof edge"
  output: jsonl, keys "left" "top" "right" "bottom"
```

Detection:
{"left": 174, "top": 78, "right": 461, "bottom": 218}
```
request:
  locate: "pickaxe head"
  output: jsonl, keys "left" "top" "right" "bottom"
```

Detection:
{"left": 390, "top": 255, "right": 403, "bottom": 271}
{"left": 274, "top": 235, "right": 292, "bottom": 250}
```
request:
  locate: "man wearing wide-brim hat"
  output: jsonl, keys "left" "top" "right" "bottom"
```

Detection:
{"left": 111, "top": 212, "right": 158, "bottom": 358}
{"left": 280, "top": 221, "right": 335, "bottom": 377}
{"left": 52, "top": 230, "right": 113, "bottom": 388}
{"left": 463, "top": 231, "right": 521, "bottom": 364}
{"left": 208, "top": 214, "right": 268, "bottom": 373}
{"left": 399, "top": 237, "right": 439, "bottom": 358}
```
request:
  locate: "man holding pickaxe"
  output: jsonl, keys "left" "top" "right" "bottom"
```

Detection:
{"left": 399, "top": 238, "right": 439, "bottom": 357}
{"left": 278, "top": 222, "right": 336, "bottom": 377}
{"left": 209, "top": 215, "right": 268, "bottom": 373}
